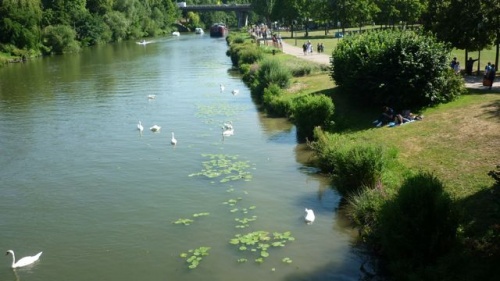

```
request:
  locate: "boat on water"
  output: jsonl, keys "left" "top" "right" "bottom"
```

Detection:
{"left": 195, "top": 27, "right": 204, "bottom": 34}
{"left": 209, "top": 23, "right": 228, "bottom": 37}
{"left": 136, "top": 40, "right": 151, "bottom": 45}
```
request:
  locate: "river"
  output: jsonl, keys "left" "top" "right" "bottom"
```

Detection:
{"left": 0, "top": 34, "right": 363, "bottom": 281}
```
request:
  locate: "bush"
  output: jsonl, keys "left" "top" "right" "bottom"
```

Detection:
{"left": 251, "top": 58, "right": 292, "bottom": 102}
{"left": 291, "top": 94, "right": 334, "bottom": 139}
{"left": 377, "top": 172, "right": 459, "bottom": 279}
{"left": 331, "top": 29, "right": 465, "bottom": 108}
{"left": 345, "top": 187, "right": 386, "bottom": 240}
{"left": 263, "top": 84, "right": 293, "bottom": 117}
{"left": 42, "top": 25, "right": 80, "bottom": 54}
{"left": 330, "top": 144, "right": 389, "bottom": 197}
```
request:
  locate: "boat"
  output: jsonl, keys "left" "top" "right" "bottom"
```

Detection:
{"left": 172, "top": 31, "right": 180, "bottom": 36}
{"left": 136, "top": 40, "right": 151, "bottom": 45}
{"left": 209, "top": 23, "right": 228, "bottom": 37}
{"left": 195, "top": 27, "right": 204, "bottom": 34}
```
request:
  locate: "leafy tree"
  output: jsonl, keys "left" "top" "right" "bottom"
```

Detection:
{"left": 0, "top": 0, "right": 43, "bottom": 50}
{"left": 251, "top": 0, "right": 277, "bottom": 27}
{"left": 331, "top": 29, "right": 466, "bottom": 108}
{"left": 42, "top": 24, "right": 80, "bottom": 54}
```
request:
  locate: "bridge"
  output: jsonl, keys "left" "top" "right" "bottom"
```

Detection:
{"left": 179, "top": 4, "right": 252, "bottom": 28}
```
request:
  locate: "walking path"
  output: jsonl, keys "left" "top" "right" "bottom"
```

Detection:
{"left": 280, "top": 41, "right": 498, "bottom": 92}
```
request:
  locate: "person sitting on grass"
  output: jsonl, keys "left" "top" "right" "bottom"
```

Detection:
{"left": 395, "top": 110, "right": 424, "bottom": 125}
{"left": 373, "top": 106, "right": 394, "bottom": 127}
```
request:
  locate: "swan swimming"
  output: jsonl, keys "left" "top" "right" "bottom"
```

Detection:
{"left": 137, "top": 121, "right": 144, "bottom": 132}
{"left": 222, "top": 127, "right": 234, "bottom": 137}
{"left": 171, "top": 132, "right": 177, "bottom": 145}
{"left": 6, "top": 250, "right": 42, "bottom": 268}
{"left": 305, "top": 208, "right": 315, "bottom": 224}
{"left": 150, "top": 125, "right": 161, "bottom": 132}
{"left": 220, "top": 84, "right": 225, "bottom": 92}
{"left": 172, "top": 31, "right": 180, "bottom": 36}
{"left": 148, "top": 95, "right": 156, "bottom": 99}
{"left": 222, "top": 121, "right": 233, "bottom": 131}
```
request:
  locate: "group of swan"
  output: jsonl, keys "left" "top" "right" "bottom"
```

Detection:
{"left": 6, "top": 250, "right": 42, "bottom": 268}
{"left": 137, "top": 121, "right": 176, "bottom": 145}
{"left": 219, "top": 84, "right": 239, "bottom": 95}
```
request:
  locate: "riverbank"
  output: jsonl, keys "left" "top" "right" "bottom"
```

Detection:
{"left": 234, "top": 30, "right": 499, "bottom": 280}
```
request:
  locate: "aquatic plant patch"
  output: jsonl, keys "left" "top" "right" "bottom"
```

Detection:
{"left": 229, "top": 231, "right": 295, "bottom": 263}
{"left": 179, "top": 246, "right": 211, "bottom": 269}
{"left": 196, "top": 103, "right": 248, "bottom": 125}
{"left": 173, "top": 212, "right": 210, "bottom": 225}
{"left": 189, "top": 154, "right": 253, "bottom": 183}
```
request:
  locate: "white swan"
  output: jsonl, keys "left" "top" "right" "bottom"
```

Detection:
{"left": 171, "top": 132, "right": 177, "bottom": 145}
{"left": 222, "top": 127, "right": 234, "bottom": 137}
{"left": 231, "top": 89, "right": 239, "bottom": 95}
{"left": 137, "top": 121, "right": 144, "bottom": 132}
{"left": 6, "top": 250, "right": 42, "bottom": 268}
{"left": 148, "top": 95, "right": 156, "bottom": 99}
{"left": 222, "top": 121, "right": 233, "bottom": 131}
{"left": 305, "top": 208, "right": 315, "bottom": 224}
{"left": 172, "top": 31, "right": 180, "bottom": 36}
{"left": 220, "top": 84, "right": 225, "bottom": 92}
{"left": 150, "top": 125, "right": 161, "bottom": 132}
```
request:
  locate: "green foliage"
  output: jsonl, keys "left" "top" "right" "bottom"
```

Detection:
{"left": 262, "top": 83, "right": 293, "bottom": 116}
{"left": 42, "top": 25, "right": 80, "bottom": 54}
{"left": 188, "top": 154, "right": 253, "bottom": 183}
{"left": 229, "top": 231, "right": 295, "bottom": 263}
{"left": 291, "top": 94, "right": 334, "bottom": 139}
{"left": 344, "top": 187, "right": 388, "bottom": 243}
{"left": 251, "top": 58, "right": 292, "bottom": 102}
{"left": 311, "top": 129, "right": 397, "bottom": 196}
{"left": 179, "top": 246, "right": 211, "bottom": 269}
{"left": 377, "top": 172, "right": 459, "bottom": 279}
{"left": 331, "top": 29, "right": 465, "bottom": 109}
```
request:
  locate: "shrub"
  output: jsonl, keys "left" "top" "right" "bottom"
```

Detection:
{"left": 331, "top": 29, "right": 465, "bottom": 108}
{"left": 263, "top": 84, "right": 293, "bottom": 117}
{"left": 377, "top": 172, "right": 459, "bottom": 279}
{"left": 330, "top": 144, "right": 390, "bottom": 197}
{"left": 345, "top": 187, "right": 386, "bottom": 240}
{"left": 291, "top": 94, "right": 334, "bottom": 139}
{"left": 251, "top": 58, "right": 292, "bottom": 102}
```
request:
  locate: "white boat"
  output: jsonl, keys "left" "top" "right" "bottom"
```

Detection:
{"left": 172, "top": 31, "right": 180, "bottom": 36}
{"left": 195, "top": 28, "right": 204, "bottom": 34}
{"left": 136, "top": 40, "right": 151, "bottom": 45}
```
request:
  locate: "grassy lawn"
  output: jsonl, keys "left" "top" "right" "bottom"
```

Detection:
{"left": 286, "top": 70, "right": 499, "bottom": 199}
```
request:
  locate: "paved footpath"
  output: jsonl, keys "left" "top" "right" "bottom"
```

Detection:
{"left": 281, "top": 41, "right": 331, "bottom": 65}
{"left": 280, "top": 41, "right": 497, "bottom": 91}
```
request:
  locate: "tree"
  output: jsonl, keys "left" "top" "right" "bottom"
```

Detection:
{"left": 0, "top": 0, "right": 43, "bottom": 50}
{"left": 251, "top": 0, "right": 277, "bottom": 27}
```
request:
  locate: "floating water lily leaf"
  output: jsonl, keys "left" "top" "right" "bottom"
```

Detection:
{"left": 230, "top": 231, "right": 295, "bottom": 264}
{"left": 282, "top": 257, "right": 293, "bottom": 264}
{"left": 173, "top": 218, "right": 194, "bottom": 225}
{"left": 189, "top": 154, "right": 253, "bottom": 183}
{"left": 180, "top": 247, "right": 211, "bottom": 269}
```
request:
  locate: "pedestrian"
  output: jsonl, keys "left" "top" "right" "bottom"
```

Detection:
{"left": 302, "top": 42, "right": 307, "bottom": 55}
{"left": 450, "top": 57, "right": 457, "bottom": 69}
{"left": 465, "top": 57, "right": 478, "bottom": 75}
{"left": 488, "top": 64, "right": 496, "bottom": 90}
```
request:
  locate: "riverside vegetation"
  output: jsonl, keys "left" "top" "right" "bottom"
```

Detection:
{"left": 226, "top": 29, "right": 499, "bottom": 280}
